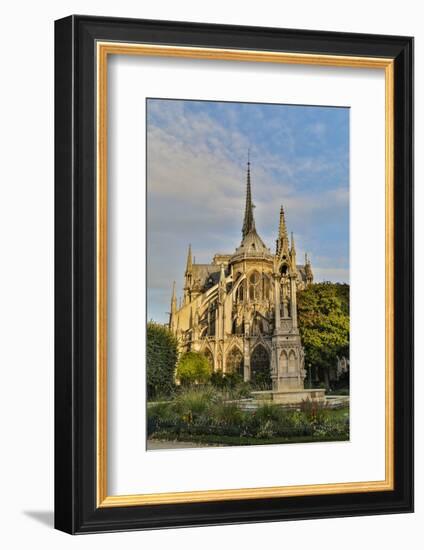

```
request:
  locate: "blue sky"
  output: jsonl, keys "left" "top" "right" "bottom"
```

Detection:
{"left": 147, "top": 98, "right": 349, "bottom": 323}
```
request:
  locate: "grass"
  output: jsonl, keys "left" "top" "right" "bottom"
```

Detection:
{"left": 326, "top": 388, "right": 350, "bottom": 396}
{"left": 323, "top": 406, "right": 349, "bottom": 420}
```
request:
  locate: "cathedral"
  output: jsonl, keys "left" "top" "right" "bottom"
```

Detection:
{"left": 169, "top": 160, "right": 323, "bottom": 403}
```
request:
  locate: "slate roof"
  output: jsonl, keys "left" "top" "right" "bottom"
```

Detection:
{"left": 191, "top": 260, "right": 308, "bottom": 291}
{"left": 231, "top": 228, "right": 273, "bottom": 260}
{"left": 192, "top": 264, "right": 222, "bottom": 290}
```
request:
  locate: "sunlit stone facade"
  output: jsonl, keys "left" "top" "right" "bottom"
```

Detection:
{"left": 169, "top": 161, "right": 314, "bottom": 394}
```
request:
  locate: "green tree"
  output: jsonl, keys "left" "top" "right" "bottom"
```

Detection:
{"left": 146, "top": 322, "right": 178, "bottom": 400}
{"left": 298, "top": 282, "right": 349, "bottom": 388}
{"left": 176, "top": 351, "right": 212, "bottom": 386}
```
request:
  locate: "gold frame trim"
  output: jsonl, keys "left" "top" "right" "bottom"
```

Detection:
{"left": 96, "top": 42, "right": 395, "bottom": 508}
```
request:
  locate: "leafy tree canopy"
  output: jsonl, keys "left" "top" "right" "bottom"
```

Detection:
{"left": 298, "top": 282, "right": 349, "bottom": 374}
{"left": 147, "top": 322, "right": 178, "bottom": 400}
{"left": 176, "top": 351, "right": 212, "bottom": 386}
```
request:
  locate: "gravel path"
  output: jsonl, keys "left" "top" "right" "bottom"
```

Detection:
{"left": 147, "top": 440, "right": 222, "bottom": 450}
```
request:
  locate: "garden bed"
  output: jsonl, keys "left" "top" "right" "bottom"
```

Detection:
{"left": 147, "top": 386, "right": 349, "bottom": 446}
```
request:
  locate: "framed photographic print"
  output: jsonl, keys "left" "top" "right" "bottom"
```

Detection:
{"left": 54, "top": 15, "right": 414, "bottom": 534}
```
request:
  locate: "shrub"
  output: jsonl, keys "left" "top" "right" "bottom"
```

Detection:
{"left": 176, "top": 351, "right": 212, "bottom": 385}
{"left": 254, "top": 403, "right": 285, "bottom": 424}
{"left": 300, "top": 399, "right": 327, "bottom": 424}
{"left": 224, "top": 372, "right": 244, "bottom": 388}
{"left": 210, "top": 371, "right": 252, "bottom": 400}
{"left": 210, "top": 370, "right": 227, "bottom": 389}
{"left": 146, "top": 322, "right": 178, "bottom": 400}
{"left": 210, "top": 370, "right": 244, "bottom": 389}
{"left": 209, "top": 401, "right": 244, "bottom": 427}
{"left": 312, "top": 417, "right": 349, "bottom": 439}
{"left": 230, "top": 381, "right": 252, "bottom": 399}
{"left": 257, "top": 419, "right": 275, "bottom": 439}
{"left": 173, "top": 386, "right": 219, "bottom": 420}
{"left": 286, "top": 410, "right": 308, "bottom": 430}
{"left": 147, "top": 402, "right": 178, "bottom": 436}
{"left": 251, "top": 403, "right": 286, "bottom": 439}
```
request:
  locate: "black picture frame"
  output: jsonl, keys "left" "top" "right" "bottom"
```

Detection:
{"left": 55, "top": 15, "right": 414, "bottom": 534}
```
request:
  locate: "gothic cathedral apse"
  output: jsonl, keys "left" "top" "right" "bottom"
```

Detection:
{"left": 169, "top": 159, "right": 324, "bottom": 404}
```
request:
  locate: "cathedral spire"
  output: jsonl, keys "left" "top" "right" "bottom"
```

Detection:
{"left": 305, "top": 253, "right": 313, "bottom": 285}
{"left": 276, "top": 205, "right": 289, "bottom": 255}
{"left": 279, "top": 206, "right": 288, "bottom": 242}
{"left": 185, "top": 244, "right": 193, "bottom": 274}
{"left": 290, "top": 232, "right": 297, "bottom": 269}
{"left": 169, "top": 280, "right": 177, "bottom": 329}
{"left": 242, "top": 155, "right": 256, "bottom": 237}
{"left": 184, "top": 245, "right": 193, "bottom": 305}
{"left": 171, "top": 281, "right": 177, "bottom": 314}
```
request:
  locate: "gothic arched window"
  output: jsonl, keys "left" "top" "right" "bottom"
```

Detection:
{"left": 237, "top": 279, "right": 246, "bottom": 303}
{"left": 249, "top": 271, "right": 261, "bottom": 301}
{"left": 262, "top": 275, "right": 270, "bottom": 300}
{"left": 251, "top": 345, "right": 271, "bottom": 389}
{"left": 207, "top": 301, "right": 216, "bottom": 336}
